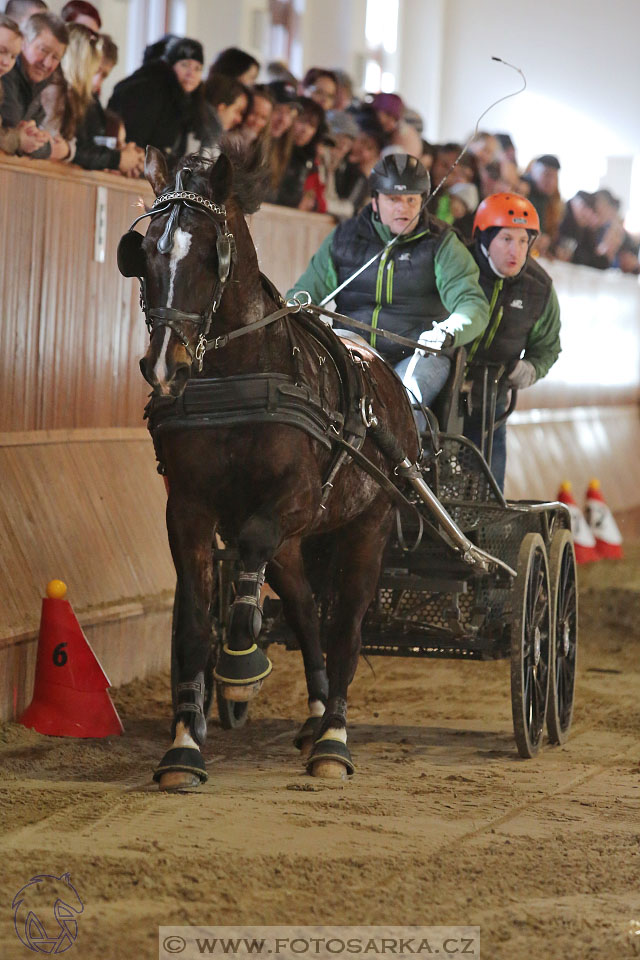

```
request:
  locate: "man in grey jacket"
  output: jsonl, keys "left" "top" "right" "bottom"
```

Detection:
{"left": 1, "top": 11, "right": 68, "bottom": 159}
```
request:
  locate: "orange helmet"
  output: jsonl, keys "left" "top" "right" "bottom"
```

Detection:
{"left": 472, "top": 192, "right": 540, "bottom": 236}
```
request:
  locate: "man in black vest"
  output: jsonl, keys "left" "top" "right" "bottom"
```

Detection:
{"left": 465, "top": 192, "right": 562, "bottom": 490}
{"left": 287, "top": 153, "right": 489, "bottom": 411}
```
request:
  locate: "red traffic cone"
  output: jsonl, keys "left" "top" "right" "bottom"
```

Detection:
{"left": 557, "top": 482, "right": 598, "bottom": 564}
{"left": 19, "top": 580, "right": 124, "bottom": 737}
{"left": 585, "top": 479, "right": 623, "bottom": 560}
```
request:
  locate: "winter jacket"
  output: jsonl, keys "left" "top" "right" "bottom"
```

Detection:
{"left": 74, "top": 96, "right": 120, "bottom": 171}
{"left": 108, "top": 59, "right": 197, "bottom": 157}
{"left": 0, "top": 56, "right": 51, "bottom": 158}
{"left": 287, "top": 204, "right": 488, "bottom": 363}
{"left": 466, "top": 239, "right": 561, "bottom": 392}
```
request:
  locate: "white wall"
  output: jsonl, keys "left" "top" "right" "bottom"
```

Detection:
{"left": 422, "top": 0, "right": 640, "bottom": 203}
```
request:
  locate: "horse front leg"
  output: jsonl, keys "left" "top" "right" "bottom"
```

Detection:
{"left": 214, "top": 486, "right": 320, "bottom": 707}
{"left": 213, "top": 510, "right": 279, "bottom": 703}
{"left": 308, "top": 504, "right": 394, "bottom": 780}
{"left": 154, "top": 496, "right": 215, "bottom": 791}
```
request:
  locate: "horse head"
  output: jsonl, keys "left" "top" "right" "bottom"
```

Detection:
{"left": 120, "top": 146, "right": 236, "bottom": 397}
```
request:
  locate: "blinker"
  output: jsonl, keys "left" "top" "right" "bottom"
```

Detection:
{"left": 117, "top": 230, "right": 145, "bottom": 278}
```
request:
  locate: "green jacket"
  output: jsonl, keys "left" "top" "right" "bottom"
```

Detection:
{"left": 287, "top": 208, "right": 489, "bottom": 359}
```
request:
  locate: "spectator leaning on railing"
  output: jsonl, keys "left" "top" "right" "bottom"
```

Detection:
{"left": 108, "top": 36, "right": 205, "bottom": 159}
{"left": 39, "top": 22, "right": 99, "bottom": 161}
{"left": 1, "top": 11, "right": 70, "bottom": 160}
{"left": 0, "top": 12, "right": 48, "bottom": 154}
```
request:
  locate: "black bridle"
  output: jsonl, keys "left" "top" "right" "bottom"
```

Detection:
{"left": 119, "top": 173, "right": 237, "bottom": 369}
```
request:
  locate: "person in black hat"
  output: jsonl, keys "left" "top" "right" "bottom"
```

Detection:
{"left": 108, "top": 35, "right": 205, "bottom": 157}
{"left": 287, "top": 153, "right": 488, "bottom": 411}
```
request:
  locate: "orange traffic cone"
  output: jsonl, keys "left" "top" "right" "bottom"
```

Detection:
{"left": 19, "top": 580, "right": 123, "bottom": 738}
{"left": 557, "top": 482, "right": 598, "bottom": 564}
{"left": 585, "top": 479, "right": 623, "bottom": 560}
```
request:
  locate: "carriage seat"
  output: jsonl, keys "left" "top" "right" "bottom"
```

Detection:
{"left": 429, "top": 346, "right": 467, "bottom": 435}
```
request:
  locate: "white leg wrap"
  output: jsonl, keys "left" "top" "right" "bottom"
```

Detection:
{"left": 318, "top": 726, "right": 347, "bottom": 744}
{"left": 172, "top": 720, "right": 199, "bottom": 751}
{"left": 309, "top": 699, "right": 326, "bottom": 718}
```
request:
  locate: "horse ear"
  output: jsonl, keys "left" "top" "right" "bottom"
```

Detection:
{"left": 209, "top": 153, "right": 233, "bottom": 203}
{"left": 144, "top": 146, "right": 169, "bottom": 195}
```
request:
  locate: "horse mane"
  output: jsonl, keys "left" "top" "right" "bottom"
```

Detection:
{"left": 175, "top": 138, "right": 271, "bottom": 216}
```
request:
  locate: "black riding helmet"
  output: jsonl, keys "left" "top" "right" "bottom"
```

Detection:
{"left": 368, "top": 153, "right": 431, "bottom": 197}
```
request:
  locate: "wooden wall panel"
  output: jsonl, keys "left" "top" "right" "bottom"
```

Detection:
{"left": 505, "top": 405, "right": 640, "bottom": 512}
{"left": 0, "top": 429, "right": 174, "bottom": 642}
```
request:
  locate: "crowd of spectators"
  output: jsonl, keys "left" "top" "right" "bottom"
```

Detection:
{"left": 1, "top": 1, "right": 638, "bottom": 274}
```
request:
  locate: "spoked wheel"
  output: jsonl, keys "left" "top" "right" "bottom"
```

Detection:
{"left": 510, "top": 532, "right": 551, "bottom": 758}
{"left": 214, "top": 557, "right": 249, "bottom": 730}
{"left": 546, "top": 529, "right": 578, "bottom": 745}
{"left": 215, "top": 684, "right": 250, "bottom": 729}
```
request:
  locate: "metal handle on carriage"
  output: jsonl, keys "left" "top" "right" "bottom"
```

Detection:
{"left": 398, "top": 458, "right": 516, "bottom": 577}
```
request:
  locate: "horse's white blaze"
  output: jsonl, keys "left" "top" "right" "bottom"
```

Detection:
{"left": 166, "top": 227, "right": 192, "bottom": 308}
{"left": 309, "top": 699, "right": 325, "bottom": 718}
{"left": 318, "top": 726, "right": 347, "bottom": 744}
{"left": 172, "top": 720, "right": 199, "bottom": 751}
{"left": 154, "top": 326, "right": 170, "bottom": 386}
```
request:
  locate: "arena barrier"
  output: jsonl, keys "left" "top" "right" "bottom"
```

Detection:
{"left": 0, "top": 156, "right": 638, "bottom": 719}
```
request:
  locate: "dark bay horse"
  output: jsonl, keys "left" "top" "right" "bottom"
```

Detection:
{"left": 119, "top": 144, "right": 419, "bottom": 789}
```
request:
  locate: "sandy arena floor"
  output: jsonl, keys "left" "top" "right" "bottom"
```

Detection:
{"left": 1, "top": 547, "right": 639, "bottom": 960}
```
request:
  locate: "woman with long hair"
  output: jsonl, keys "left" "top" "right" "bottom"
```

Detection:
{"left": 40, "top": 22, "right": 100, "bottom": 158}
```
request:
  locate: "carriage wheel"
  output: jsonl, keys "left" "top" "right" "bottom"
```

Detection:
{"left": 510, "top": 532, "right": 551, "bottom": 759}
{"left": 215, "top": 683, "right": 250, "bottom": 729}
{"left": 546, "top": 529, "right": 578, "bottom": 745}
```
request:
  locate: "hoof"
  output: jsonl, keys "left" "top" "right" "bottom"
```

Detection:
{"left": 219, "top": 680, "right": 262, "bottom": 702}
{"left": 214, "top": 644, "right": 272, "bottom": 688}
{"left": 306, "top": 738, "right": 354, "bottom": 778}
{"left": 293, "top": 716, "right": 323, "bottom": 753}
{"left": 158, "top": 770, "right": 202, "bottom": 792}
{"left": 153, "top": 747, "right": 208, "bottom": 789}
{"left": 310, "top": 759, "right": 348, "bottom": 780}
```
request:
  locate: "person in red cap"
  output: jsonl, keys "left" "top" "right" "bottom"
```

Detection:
{"left": 370, "top": 91, "right": 421, "bottom": 155}
{"left": 60, "top": 0, "right": 101, "bottom": 34}
{"left": 465, "top": 192, "right": 562, "bottom": 489}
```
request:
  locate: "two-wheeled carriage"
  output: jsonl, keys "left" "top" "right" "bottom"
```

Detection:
{"left": 182, "top": 355, "right": 578, "bottom": 760}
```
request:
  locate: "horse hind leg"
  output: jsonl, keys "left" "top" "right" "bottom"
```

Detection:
{"left": 265, "top": 538, "right": 329, "bottom": 761}
{"left": 214, "top": 511, "right": 280, "bottom": 702}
